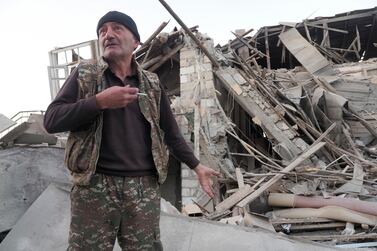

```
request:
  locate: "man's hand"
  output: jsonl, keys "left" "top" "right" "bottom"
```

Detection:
{"left": 193, "top": 164, "right": 221, "bottom": 198}
{"left": 96, "top": 85, "right": 138, "bottom": 109}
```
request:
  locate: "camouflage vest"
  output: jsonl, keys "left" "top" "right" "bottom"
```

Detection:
{"left": 64, "top": 58, "right": 169, "bottom": 185}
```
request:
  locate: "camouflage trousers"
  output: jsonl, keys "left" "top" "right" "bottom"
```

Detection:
{"left": 68, "top": 173, "right": 162, "bottom": 251}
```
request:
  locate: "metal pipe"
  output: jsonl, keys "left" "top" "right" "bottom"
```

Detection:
{"left": 269, "top": 193, "right": 377, "bottom": 216}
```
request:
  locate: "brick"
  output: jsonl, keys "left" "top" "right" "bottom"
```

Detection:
{"left": 204, "top": 80, "right": 214, "bottom": 89}
{"left": 284, "top": 129, "right": 295, "bottom": 140}
{"left": 234, "top": 73, "right": 247, "bottom": 85}
{"left": 269, "top": 113, "right": 280, "bottom": 123}
{"left": 181, "top": 169, "right": 190, "bottom": 178}
{"left": 183, "top": 168, "right": 196, "bottom": 178}
{"left": 180, "top": 74, "right": 189, "bottom": 84}
{"left": 180, "top": 46, "right": 190, "bottom": 52}
{"left": 203, "top": 71, "right": 213, "bottom": 81}
{"left": 180, "top": 66, "right": 195, "bottom": 75}
{"left": 182, "top": 188, "right": 192, "bottom": 197}
{"left": 293, "top": 137, "right": 309, "bottom": 151}
{"left": 181, "top": 84, "right": 195, "bottom": 94}
{"left": 201, "top": 98, "right": 215, "bottom": 107}
{"left": 180, "top": 58, "right": 189, "bottom": 67}
{"left": 182, "top": 197, "right": 197, "bottom": 206}
{"left": 185, "top": 57, "right": 196, "bottom": 66}
{"left": 276, "top": 121, "right": 289, "bottom": 131}
{"left": 201, "top": 63, "right": 212, "bottom": 71}
{"left": 180, "top": 50, "right": 196, "bottom": 59}
{"left": 182, "top": 179, "right": 199, "bottom": 188}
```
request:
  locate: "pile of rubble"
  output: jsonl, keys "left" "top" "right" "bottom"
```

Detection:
{"left": 141, "top": 3, "right": 377, "bottom": 248}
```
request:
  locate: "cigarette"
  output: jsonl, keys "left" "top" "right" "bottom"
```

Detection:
{"left": 137, "top": 92, "right": 147, "bottom": 96}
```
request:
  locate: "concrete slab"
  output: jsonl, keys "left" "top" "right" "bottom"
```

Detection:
{"left": 0, "top": 114, "right": 15, "bottom": 133}
{"left": 1, "top": 183, "right": 358, "bottom": 251}
{"left": 160, "top": 215, "right": 344, "bottom": 251}
{"left": 0, "top": 147, "right": 69, "bottom": 232}
{"left": 0, "top": 114, "right": 57, "bottom": 145}
{"left": 0, "top": 184, "right": 70, "bottom": 251}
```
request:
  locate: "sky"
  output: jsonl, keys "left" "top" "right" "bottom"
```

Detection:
{"left": 0, "top": 0, "right": 376, "bottom": 117}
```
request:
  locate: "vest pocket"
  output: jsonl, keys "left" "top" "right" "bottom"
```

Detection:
{"left": 65, "top": 128, "right": 96, "bottom": 173}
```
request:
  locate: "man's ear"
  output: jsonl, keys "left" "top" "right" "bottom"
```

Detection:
{"left": 133, "top": 40, "right": 140, "bottom": 51}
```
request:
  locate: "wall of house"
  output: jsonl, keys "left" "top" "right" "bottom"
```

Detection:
{"left": 178, "top": 36, "right": 220, "bottom": 206}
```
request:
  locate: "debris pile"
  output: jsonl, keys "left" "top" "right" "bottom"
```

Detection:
{"left": 143, "top": 3, "right": 377, "bottom": 248}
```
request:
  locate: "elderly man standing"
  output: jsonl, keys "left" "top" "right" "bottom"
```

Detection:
{"left": 44, "top": 11, "right": 219, "bottom": 251}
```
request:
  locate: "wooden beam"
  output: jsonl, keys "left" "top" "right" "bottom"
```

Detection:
{"left": 215, "top": 184, "right": 253, "bottom": 212}
{"left": 304, "top": 10, "right": 377, "bottom": 25}
{"left": 231, "top": 31, "right": 267, "bottom": 58}
{"left": 303, "top": 23, "right": 312, "bottom": 42}
{"left": 264, "top": 27, "right": 271, "bottom": 69}
{"left": 229, "top": 27, "right": 254, "bottom": 45}
{"left": 365, "top": 14, "right": 377, "bottom": 59}
{"left": 237, "top": 141, "right": 326, "bottom": 207}
{"left": 158, "top": 0, "right": 220, "bottom": 68}
{"left": 298, "top": 233, "right": 377, "bottom": 242}
{"left": 140, "top": 21, "right": 169, "bottom": 48}
{"left": 305, "top": 23, "right": 348, "bottom": 34}
{"left": 235, "top": 168, "right": 245, "bottom": 188}
{"left": 148, "top": 44, "right": 184, "bottom": 72}
{"left": 274, "top": 222, "right": 346, "bottom": 231}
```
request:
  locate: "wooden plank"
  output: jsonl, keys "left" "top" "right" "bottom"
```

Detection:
{"left": 279, "top": 28, "right": 330, "bottom": 74}
{"left": 298, "top": 233, "right": 377, "bottom": 241}
{"left": 276, "top": 26, "right": 286, "bottom": 47}
{"left": 306, "top": 10, "right": 377, "bottom": 25}
{"left": 305, "top": 23, "right": 348, "bottom": 34}
{"left": 217, "top": 72, "right": 243, "bottom": 95}
{"left": 148, "top": 43, "right": 184, "bottom": 71}
{"left": 215, "top": 184, "right": 253, "bottom": 212}
{"left": 264, "top": 27, "right": 271, "bottom": 69}
{"left": 303, "top": 23, "right": 312, "bottom": 42}
{"left": 237, "top": 142, "right": 326, "bottom": 207}
{"left": 271, "top": 217, "right": 334, "bottom": 224}
{"left": 194, "top": 106, "right": 200, "bottom": 158}
{"left": 274, "top": 222, "right": 346, "bottom": 231}
{"left": 157, "top": 0, "right": 220, "bottom": 68}
{"left": 320, "top": 22, "right": 330, "bottom": 47}
{"left": 235, "top": 168, "right": 245, "bottom": 188}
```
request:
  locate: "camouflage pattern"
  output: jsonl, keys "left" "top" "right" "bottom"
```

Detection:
{"left": 68, "top": 174, "right": 162, "bottom": 251}
{"left": 64, "top": 57, "right": 169, "bottom": 186}
{"left": 64, "top": 59, "right": 106, "bottom": 185}
{"left": 138, "top": 70, "right": 169, "bottom": 184}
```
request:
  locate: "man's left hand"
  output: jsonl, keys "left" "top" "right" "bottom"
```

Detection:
{"left": 193, "top": 164, "right": 221, "bottom": 198}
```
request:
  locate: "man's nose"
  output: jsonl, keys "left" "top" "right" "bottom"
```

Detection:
{"left": 103, "top": 27, "right": 115, "bottom": 39}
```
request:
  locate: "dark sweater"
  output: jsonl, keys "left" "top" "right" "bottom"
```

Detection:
{"left": 44, "top": 67, "right": 199, "bottom": 176}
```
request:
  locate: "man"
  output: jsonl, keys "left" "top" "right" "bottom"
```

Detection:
{"left": 44, "top": 11, "right": 220, "bottom": 251}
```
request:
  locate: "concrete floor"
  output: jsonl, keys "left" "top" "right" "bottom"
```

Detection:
{"left": 1, "top": 184, "right": 359, "bottom": 251}
{"left": 0, "top": 147, "right": 69, "bottom": 233}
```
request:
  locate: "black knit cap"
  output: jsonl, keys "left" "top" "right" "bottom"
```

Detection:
{"left": 96, "top": 11, "right": 140, "bottom": 41}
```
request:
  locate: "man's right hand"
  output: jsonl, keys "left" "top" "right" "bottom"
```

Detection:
{"left": 95, "top": 85, "right": 139, "bottom": 109}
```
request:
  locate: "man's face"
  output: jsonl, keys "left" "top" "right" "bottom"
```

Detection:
{"left": 98, "top": 22, "right": 139, "bottom": 60}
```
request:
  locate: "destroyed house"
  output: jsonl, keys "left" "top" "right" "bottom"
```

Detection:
{"left": 1, "top": 6, "right": 377, "bottom": 250}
